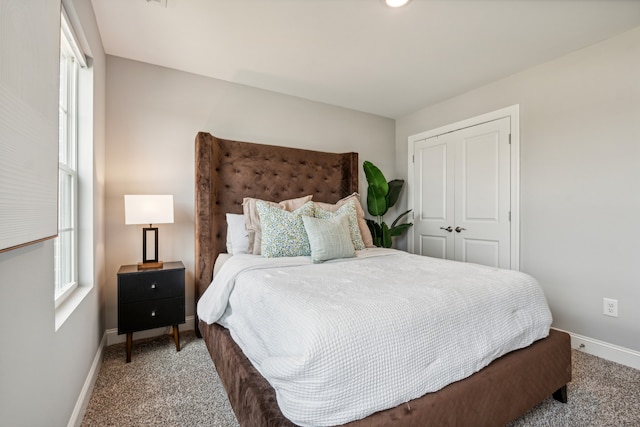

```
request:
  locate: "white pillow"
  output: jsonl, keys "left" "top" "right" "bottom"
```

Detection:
{"left": 225, "top": 213, "right": 249, "bottom": 255}
{"left": 302, "top": 215, "right": 355, "bottom": 263}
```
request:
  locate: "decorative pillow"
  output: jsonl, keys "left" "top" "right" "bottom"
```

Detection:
{"left": 302, "top": 215, "right": 355, "bottom": 263}
{"left": 256, "top": 201, "right": 315, "bottom": 258}
{"left": 243, "top": 195, "right": 313, "bottom": 255}
{"left": 225, "top": 213, "right": 249, "bottom": 255}
{"left": 314, "top": 193, "right": 374, "bottom": 248}
{"left": 314, "top": 199, "right": 365, "bottom": 250}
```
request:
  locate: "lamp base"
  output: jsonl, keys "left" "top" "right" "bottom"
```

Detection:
{"left": 138, "top": 261, "right": 164, "bottom": 270}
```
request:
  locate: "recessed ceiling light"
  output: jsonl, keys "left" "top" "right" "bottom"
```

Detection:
{"left": 385, "top": 0, "right": 411, "bottom": 7}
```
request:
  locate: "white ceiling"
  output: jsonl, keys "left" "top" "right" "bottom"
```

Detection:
{"left": 90, "top": 0, "right": 640, "bottom": 119}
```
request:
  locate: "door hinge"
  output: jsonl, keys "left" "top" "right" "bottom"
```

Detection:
{"left": 412, "top": 154, "right": 415, "bottom": 163}
{"left": 508, "top": 134, "right": 512, "bottom": 145}
{"left": 508, "top": 211, "right": 511, "bottom": 222}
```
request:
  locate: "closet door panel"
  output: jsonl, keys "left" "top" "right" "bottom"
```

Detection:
{"left": 412, "top": 137, "right": 454, "bottom": 259}
{"left": 453, "top": 117, "right": 511, "bottom": 268}
{"left": 459, "top": 238, "right": 500, "bottom": 267}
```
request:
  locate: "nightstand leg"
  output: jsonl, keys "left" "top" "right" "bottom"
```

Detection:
{"left": 126, "top": 333, "right": 133, "bottom": 363}
{"left": 173, "top": 325, "right": 181, "bottom": 352}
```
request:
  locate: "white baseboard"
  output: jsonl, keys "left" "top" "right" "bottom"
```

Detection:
{"left": 106, "top": 316, "right": 195, "bottom": 346}
{"left": 553, "top": 327, "right": 640, "bottom": 370}
{"left": 67, "top": 331, "right": 107, "bottom": 427}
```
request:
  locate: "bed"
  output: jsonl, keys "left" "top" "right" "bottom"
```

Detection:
{"left": 194, "top": 131, "right": 571, "bottom": 427}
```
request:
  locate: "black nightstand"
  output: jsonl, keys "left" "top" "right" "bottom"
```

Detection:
{"left": 117, "top": 261, "right": 185, "bottom": 362}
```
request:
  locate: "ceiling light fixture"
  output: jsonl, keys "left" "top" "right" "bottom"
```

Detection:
{"left": 385, "top": 0, "right": 411, "bottom": 7}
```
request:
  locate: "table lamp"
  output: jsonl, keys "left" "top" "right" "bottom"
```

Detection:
{"left": 124, "top": 194, "right": 174, "bottom": 269}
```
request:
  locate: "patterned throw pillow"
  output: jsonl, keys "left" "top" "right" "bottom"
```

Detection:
{"left": 302, "top": 215, "right": 355, "bottom": 263}
{"left": 256, "top": 201, "right": 315, "bottom": 257}
{"left": 243, "top": 195, "right": 313, "bottom": 255}
{"left": 314, "top": 199, "right": 365, "bottom": 250}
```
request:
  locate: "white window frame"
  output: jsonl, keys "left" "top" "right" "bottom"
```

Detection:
{"left": 55, "top": 9, "right": 87, "bottom": 308}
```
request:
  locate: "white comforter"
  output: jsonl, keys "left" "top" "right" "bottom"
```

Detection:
{"left": 197, "top": 249, "right": 552, "bottom": 427}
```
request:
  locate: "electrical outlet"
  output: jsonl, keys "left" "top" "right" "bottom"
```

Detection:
{"left": 603, "top": 298, "right": 618, "bottom": 317}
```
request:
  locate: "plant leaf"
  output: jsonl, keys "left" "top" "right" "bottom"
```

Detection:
{"left": 390, "top": 209, "right": 412, "bottom": 228}
{"left": 367, "top": 219, "right": 382, "bottom": 247}
{"left": 363, "top": 161, "right": 389, "bottom": 195}
{"left": 386, "top": 179, "right": 404, "bottom": 208}
{"left": 381, "top": 222, "right": 392, "bottom": 248}
{"left": 366, "top": 219, "right": 377, "bottom": 237}
{"left": 367, "top": 185, "right": 388, "bottom": 217}
{"left": 390, "top": 223, "right": 413, "bottom": 237}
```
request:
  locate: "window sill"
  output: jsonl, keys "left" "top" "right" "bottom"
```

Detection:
{"left": 55, "top": 285, "right": 92, "bottom": 331}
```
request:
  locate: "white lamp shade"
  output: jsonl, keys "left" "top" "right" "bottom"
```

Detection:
{"left": 124, "top": 195, "right": 174, "bottom": 225}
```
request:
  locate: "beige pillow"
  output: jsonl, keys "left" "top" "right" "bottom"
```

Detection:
{"left": 243, "top": 195, "right": 313, "bottom": 255}
{"left": 314, "top": 193, "right": 374, "bottom": 248}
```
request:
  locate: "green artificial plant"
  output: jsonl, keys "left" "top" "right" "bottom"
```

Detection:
{"left": 363, "top": 160, "right": 413, "bottom": 248}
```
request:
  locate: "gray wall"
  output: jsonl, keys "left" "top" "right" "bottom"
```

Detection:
{"left": 0, "top": 0, "right": 106, "bottom": 426}
{"left": 104, "top": 56, "right": 395, "bottom": 332}
{"left": 396, "top": 27, "right": 640, "bottom": 352}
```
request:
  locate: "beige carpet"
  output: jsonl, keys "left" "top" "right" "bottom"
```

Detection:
{"left": 82, "top": 331, "right": 238, "bottom": 427}
{"left": 82, "top": 331, "right": 640, "bottom": 427}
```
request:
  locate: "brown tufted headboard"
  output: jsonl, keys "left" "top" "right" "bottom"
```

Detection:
{"left": 194, "top": 132, "right": 358, "bottom": 326}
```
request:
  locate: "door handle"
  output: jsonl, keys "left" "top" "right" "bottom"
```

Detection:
{"left": 440, "top": 226, "right": 453, "bottom": 232}
{"left": 455, "top": 227, "right": 466, "bottom": 233}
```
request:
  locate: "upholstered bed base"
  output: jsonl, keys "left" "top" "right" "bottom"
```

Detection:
{"left": 200, "top": 321, "right": 570, "bottom": 427}
{"left": 194, "top": 132, "right": 572, "bottom": 426}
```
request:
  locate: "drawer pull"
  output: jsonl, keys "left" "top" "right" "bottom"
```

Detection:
{"left": 151, "top": 310, "right": 156, "bottom": 317}
{"left": 151, "top": 283, "right": 157, "bottom": 290}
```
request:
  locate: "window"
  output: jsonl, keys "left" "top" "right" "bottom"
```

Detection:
{"left": 55, "top": 9, "right": 87, "bottom": 307}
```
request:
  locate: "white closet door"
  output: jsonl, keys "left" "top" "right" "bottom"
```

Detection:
{"left": 412, "top": 136, "right": 455, "bottom": 259}
{"left": 411, "top": 117, "right": 511, "bottom": 269}
{"left": 452, "top": 117, "right": 511, "bottom": 268}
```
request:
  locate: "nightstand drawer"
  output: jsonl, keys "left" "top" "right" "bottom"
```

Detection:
{"left": 119, "top": 269, "right": 183, "bottom": 303}
{"left": 118, "top": 297, "right": 185, "bottom": 334}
